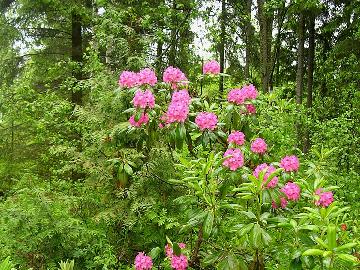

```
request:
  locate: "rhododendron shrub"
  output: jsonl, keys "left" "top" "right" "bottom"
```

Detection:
{"left": 117, "top": 62, "right": 357, "bottom": 270}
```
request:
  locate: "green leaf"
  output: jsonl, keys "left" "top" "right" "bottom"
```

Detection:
{"left": 149, "top": 247, "right": 161, "bottom": 260}
{"left": 302, "top": 249, "right": 325, "bottom": 256}
{"left": 173, "top": 243, "right": 181, "bottom": 256}
{"left": 337, "top": 254, "right": 359, "bottom": 263}
{"left": 203, "top": 211, "right": 214, "bottom": 238}
{"left": 327, "top": 224, "right": 337, "bottom": 249}
{"left": 241, "top": 211, "right": 256, "bottom": 220}
{"left": 124, "top": 163, "right": 133, "bottom": 175}
{"left": 335, "top": 242, "right": 358, "bottom": 252}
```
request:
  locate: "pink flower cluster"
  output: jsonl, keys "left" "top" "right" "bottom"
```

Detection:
{"left": 315, "top": 189, "right": 334, "bottom": 207}
{"left": 195, "top": 112, "right": 218, "bottom": 131}
{"left": 253, "top": 163, "right": 278, "bottom": 188}
{"left": 203, "top": 60, "right": 220, "bottom": 75}
{"left": 227, "top": 131, "right": 245, "bottom": 146}
{"left": 165, "top": 243, "right": 186, "bottom": 258}
{"left": 129, "top": 113, "right": 149, "bottom": 127}
{"left": 171, "top": 254, "right": 188, "bottom": 270}
{"left": 281, "top": 182, "right": 301, "bottom": 201}
{"left": 119, "top": 68, "right": 157, "bottom": 88}
{"left": 250, "top": 138, "right": 267, "bottom": 154}
{"left": 246, "top": 104, "right": 256, "bottom": 114}
{"left": 272, "top": 197, "right": 288, "bottom": 209}
{"left": 163, "top": 66, "right": 188, "bottom": 89}
{"left": 138, "top": 68, "right": 158, "bottom": 86}
{"left": 227, "top": 84, "right": 258, "bottom": 105}
{"left": 165, "top": 90, "right": 191, "bottom": 123}
{"left": 134, "top": 252, "right": 153, "bottom": 270}
{"left": 280, "top": 155, "right": 300, "bottom": 172}
{"left": 133, "top": 90, "right": 155, "bottom": 109}
{"left": 223, "top": 148, "right": 244, "bottom": 171}
{"left": 119, "top": 71, "right": 139, "bottom": 88}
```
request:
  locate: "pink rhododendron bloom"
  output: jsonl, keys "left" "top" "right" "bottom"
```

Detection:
{"left": 227, "top": 84, "right": 258, "bottom": 105}
{"left": 315, "top": 189, "right": 334, "bottom": 207}
{"left": 223, "top": 148, "right": 244, "bottom": 171}
{"left": 138, "top": 68, "right": 157, "bottom": 86}
{"left": 129, "top": 113, "right": 149, "bottom": 127}
{"left": 227, "top": 88, "right": 247, "bottom": 105}
{"left": 195, "top": 112, "right": 218, "bottom": 131}
{"left": 119, "top": 71, "right": 138, "bottom": 88}
{"left": 272, "top": 197, "right": 288, "bottom": 209}
{"left": 281, "top": 182, "right": 301, "bottom": 201}
{"left": 171, "top": 90, "right": 191, "bottom": 104}
{"left": 246, "top": 104, "right": 256, "bottom": 114}
{"left": 163, "top": 66, "right": 188, "bottom": 89}
{"left": 250, "top": 138, "right": 267, "bottom": 154}
{"left": 165, "top": 90, "right": 191, "bottom": 124}
{"left": 171, "top": 254, "right": 188, "bottom": 270}
{"left": 134, "top": 252, "right": 153, "bottom": 270}
{"left": 242, "top": 84, "right": 258, "bottom": 99}
{"left": 132, "top": 89, "right": 155, "bottom": 109}
{"left": 253, "top": 163, "right": 278, "bottom": 188}
{"left": 203, "top": 60, "right": 220, "bottom": 75}
{"left": 227, "top": 131, "right": 246, "bottom": 145}
{"left": 280, "top": 155, "right": 300, "bottom": 172}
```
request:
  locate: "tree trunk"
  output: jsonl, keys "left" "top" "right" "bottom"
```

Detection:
{"left": 71, "top": 10, "right": 83, "bottom": 106}
{"left": 295, "top": 12, "right": 305, "bottom": 105}
{"left": 244, "top": 0, "right": 252, "bottom": 80}
{"left": 257, "top": 0, "right": 273, "bottom": 93}
{"left": 303, "top": 13, "right": 315, "bottom": 153}
{"left": 156, "top": 39, "right": 163, "bottom": 76}
{"left": 218, "top": 0, "right": 226, "bottom": 95}
{"left": 169, "top": 0, "right": 177, "bottom": 66}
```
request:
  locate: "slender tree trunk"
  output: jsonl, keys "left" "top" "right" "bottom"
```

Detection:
{"left": 218, "top": 0, "right": 226, "bottom": 95}
{"left": 244, "top": 0, "right": 252, "bottom": 80}
{"left": 71, "top": 10, "right": 83, "bottom": 106}
{"left": 156, "top": 39, "right": 163, "bottom": 75}
{"left": 303, "top": 13, "right": 315, "bottom": 153}
{"left": 269, "top": 4, "right": 287, "bottom": 91}
{"left": 169, "top": 0, "right": 177, "bottom": 66}
{"left": 295, "top": 12, "right": 305, "bottom": 149}
{"left": 257, "top": 0, "right": 273, "bottom": 93}
{"left": 295, "top": 12, "right": 305, "bottom": 105}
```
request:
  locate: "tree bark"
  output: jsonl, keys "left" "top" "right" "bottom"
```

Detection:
{"left": 303, "top": 13, "right": 315, "bottom": 153}
{"left": 218, "top": 0, "right": 226, "bottom": 95}
{"left": 244, "top": 0, "right": 252, "bottom": 80}
{"left": 295, "top": 12, "right": 305, "bottom": 105}
{"left": 169, "top": 0, "right": 177, "bottom": 66}
{"left": 71, "top": 10, "right": 83, "bottom": 106}
{"left": 257, "top": 0, "right": 273, "bottom": 93}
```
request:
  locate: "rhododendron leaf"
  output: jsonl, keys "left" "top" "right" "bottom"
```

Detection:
{"left": 134, "top": 110, "right": 142, "bottom": 122}
{"left": 289, "top": 258, "right": 302, "bottom": 270}
{"left": 337, "top": 254, "right": 359, "bottom": 263}
{"left": 166, "top": 236, "right": 173, "bottom": 246}
{"left": 323, "top": 251, "right": 333, "bottom": 257}
{"left": 250, "top": 224, "right": 262, "bottom": 248}
{"left": 315, "top": 237, "right": 329, "bottom": 249}
{"left": 298, "top": 225, "right": 319, "bottom": 232}
{"left": 124, "top": 163, "right": 133, "bottom": 175}
{"left": 173, "top": 243, "right": 181, "bottom": 256}
{"left": 241, "top": 211, "right": 256, "bottom": 220}
{"left": 203, "top": 211, "right": 214, "bottom": 238}
{"left": 122, "top": 107, "right": 136, "bottom": 114}
{"left": 334, "top": 242, "right": 357, "bottom": 252}
{"left": 149, "top": 247, "right": 161, "bottom": 260}
{"left": 218, "top": 73, "right": 230, "bottom": 77}
{"left": 327, "top": 224, "right": 337, "bottom": 249}
{"left": 290, "top": 219, "right": 297, "bottom": 228}
{"left": 302, "top": 249, "right": 325, "bottom": 256}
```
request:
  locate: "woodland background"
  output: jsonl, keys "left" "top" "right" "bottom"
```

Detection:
{"left": 0, "top": 0, "right": 359, "bottom": 269}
